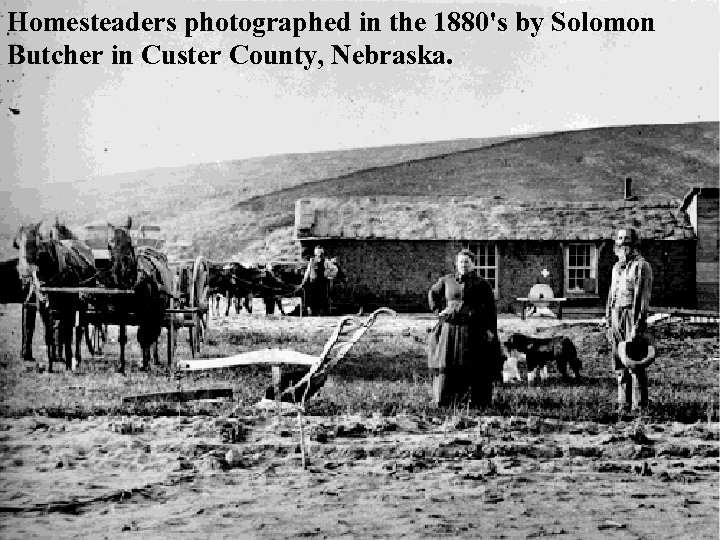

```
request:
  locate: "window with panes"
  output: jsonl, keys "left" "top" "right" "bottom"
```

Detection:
{"left": 474, "top": 244, "right": 498, "bottom": 294}
{"left": 565, "top": 243, "right": 597, "bottom": 294}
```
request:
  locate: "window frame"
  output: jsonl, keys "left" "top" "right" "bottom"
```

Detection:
{"left": 564, "top": 243, "right": 598, "bottom": 295}
{"left": 472, "top": 243, "right": 499, "bottom": 299}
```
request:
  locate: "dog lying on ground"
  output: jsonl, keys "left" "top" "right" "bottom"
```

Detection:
{"left": 504, "top": 333, "right": 582, "bottom": 383}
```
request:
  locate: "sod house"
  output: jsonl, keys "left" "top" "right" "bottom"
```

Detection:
{"left": 294, "top": 193, "right": 713, "bottom": 316}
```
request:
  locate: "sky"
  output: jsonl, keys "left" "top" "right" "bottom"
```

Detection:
{"left": 1, "top": 0, "right": 718, "bottom": 193}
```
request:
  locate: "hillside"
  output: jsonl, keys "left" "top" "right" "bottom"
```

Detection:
{"left": 0, "top": 136, "right": 516, "bottom": 259}
{"left": 2, "top": 122, "right": 717, "bottom": 262}
{"left": 193, "top": 121, "right": 718, "bottom": 262}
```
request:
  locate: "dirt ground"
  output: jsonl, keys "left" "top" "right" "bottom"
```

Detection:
{"left": 0, "top": 303, "right": 718, "bottom": 539}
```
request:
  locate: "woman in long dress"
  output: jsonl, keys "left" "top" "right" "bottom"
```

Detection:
{"left": 428, "top": 249, "right": 500, "bottom": 407}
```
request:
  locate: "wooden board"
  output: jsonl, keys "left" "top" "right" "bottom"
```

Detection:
{"left": 516, "top": 298, "right": 567, "bottom": 302}
{"left": 177, "top": 348, "right": 319, "bottom": 371}
{"left": 122, "top": 388, "right": 233, "bottom": 403}
{"left": 650, "top": 306, "right": 719, "bottom": 317}
{"left": 40, "top": 287, "right": 134, "bottom": 295}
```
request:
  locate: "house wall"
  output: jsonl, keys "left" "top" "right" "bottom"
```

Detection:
{"left": 302, "top": 239, "right": 696, "bottom": 313}
{"left": 695, "top": 192, "right": 719, "bottom": 310}
{"left": 640, "top": 241, "right": 697, "bottom": 309}
{"left": 302, "top": 240, "right": 463, "bottom": 311}
{"left": 496, "top": 242, "right": 564, "bottom": 313}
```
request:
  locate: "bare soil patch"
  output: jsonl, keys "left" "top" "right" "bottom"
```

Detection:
{"left": 0, "top": 304, "right": 717, "bottom": 538}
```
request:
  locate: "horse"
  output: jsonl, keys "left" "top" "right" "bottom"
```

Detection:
{"left": 260, "top": 263, "right": 306, "bottom": 315}
{"left": 208, "top": 262, "right": 256, "bottom": 316}
{"left": 207, "top": 262, "right": 229, "bottom": 316}
{"left": 0, "top": 258, "right": 25, "bottom": 304}
{"left": 260, "top": 265, "right": 286, "bottom": 315}
{"left": 209, "top": 292, "right": 224, "bottom": 317}
{"left": 13, "top": 220, "right": 96, "bottom": 371}
{"left": 206, "top": 260, "right": 306, "bottom": 317}
{"left": 108, "top": 221, "right": 174, "bottom": 373}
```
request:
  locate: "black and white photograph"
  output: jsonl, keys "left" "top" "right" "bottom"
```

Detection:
{"left": 1, "top": 0, "right": 718, "bottom": 537}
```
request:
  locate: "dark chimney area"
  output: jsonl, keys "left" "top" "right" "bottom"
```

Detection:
{"left": 624, "top": 177, "right": 637, "bottom": 201}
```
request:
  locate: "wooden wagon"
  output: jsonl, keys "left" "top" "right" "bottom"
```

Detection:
{"left": 36, "top": 254, "right": 209, "bottom": 372}
{"left": 26, "top": 221, "right": 211, "bottom": 372}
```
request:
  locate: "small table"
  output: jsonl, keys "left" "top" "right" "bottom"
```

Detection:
{"left": 516, "top": 297, "right": 567, "bottom": 320}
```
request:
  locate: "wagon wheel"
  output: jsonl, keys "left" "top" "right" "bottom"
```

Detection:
{"left": 21, "top": 302, "right": 28, "bottom": 360}
{"left": 166, "top": 283, "right": 179, "bottom": 369}
{"left": 188, "top": 256, "right": 210, "bottom": 357}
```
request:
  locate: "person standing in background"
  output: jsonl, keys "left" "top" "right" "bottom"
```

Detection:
{"left": 301, "top": 246, "right": 337, "bottom": 316}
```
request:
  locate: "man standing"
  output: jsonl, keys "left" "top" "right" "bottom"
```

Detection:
{"left": 606, "top": 228, "right": 653, "bottom": 416}
{"left": 301, "top": 246, "right": 337, "bottom": 316}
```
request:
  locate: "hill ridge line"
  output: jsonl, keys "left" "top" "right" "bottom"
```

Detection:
{"left": 232, "top": 120, "right": 717, "bottom": 209}
{"left": 232, "top": 134, "right": 540, "bottom": 210}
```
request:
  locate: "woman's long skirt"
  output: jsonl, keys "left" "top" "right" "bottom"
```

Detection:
{"left": 427, "top": 321, "right": 494, "bottom": 408}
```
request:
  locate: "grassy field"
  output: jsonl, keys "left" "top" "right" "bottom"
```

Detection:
{"left": 1, "top": 304, "right": 717, "bottom": 424}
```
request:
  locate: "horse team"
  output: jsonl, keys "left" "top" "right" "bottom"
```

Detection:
{"left": 208, "top": 262, "right": 306, "bottom": 317}
{"left": 7, "top": 219, "right": 305, "bottom": 374}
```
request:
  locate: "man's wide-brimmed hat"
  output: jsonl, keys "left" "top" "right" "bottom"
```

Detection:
{"left": 618, "top": 334, "right": 657, "bottom": 368}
